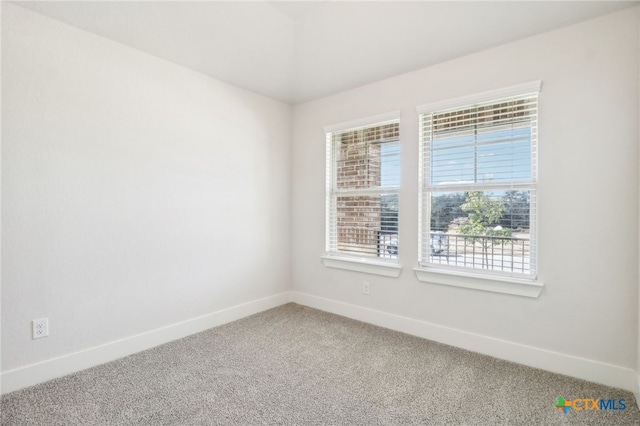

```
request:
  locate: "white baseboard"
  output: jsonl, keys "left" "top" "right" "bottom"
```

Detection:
{"left": 292, "top": 292, "right": 635, "bottom": 392}
{"left": 3, "top": 291, "right": 634, "bottom": 395}
{"left": 1, "top": 292, "right": 292, "bottom": 395}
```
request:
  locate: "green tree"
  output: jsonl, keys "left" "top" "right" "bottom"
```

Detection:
{"left": 459, "top": 191, "right": 512, "bottom": 268}
{"left": 381, "top": 194, "right": 398, "bottom": 232}
{"left": 430, "top": 192, "right": 467, "bottom": 231}
{"left": 501, "top": 190, "right": 530, "bottom": 229}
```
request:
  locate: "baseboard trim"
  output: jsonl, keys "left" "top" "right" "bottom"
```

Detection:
{"left": 1, "top": 292, "right": 292, "bottom": 395}
{"left": 291, "top": 292, "right": 635, "bottom": 392}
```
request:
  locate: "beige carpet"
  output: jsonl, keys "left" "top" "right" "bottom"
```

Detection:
{"left": 2, "top": 303, "right": 638, "bottom": 425}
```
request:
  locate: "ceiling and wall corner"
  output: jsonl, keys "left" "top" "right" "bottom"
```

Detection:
{"left": 12, "top": 0, "right": 639, "bottom": 104}
{"left": 2, "top": 0, "right": 639, "bottom": 393}
{"left": 1, "top": 3, "right": 293, "bottom": 391}
{"left": 289, "top": 5, "right": 639, "bottom": 390}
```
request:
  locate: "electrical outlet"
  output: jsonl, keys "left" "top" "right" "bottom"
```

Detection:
{"left": 362, "top": 281, "right": 370, "bottom": 295}
{"left": 32, "top": 318, "right": 49, "bottom": 339}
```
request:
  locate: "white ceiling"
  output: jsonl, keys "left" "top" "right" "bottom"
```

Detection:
{"left": 12, "top": 1, "right": 638, "bottom": 104}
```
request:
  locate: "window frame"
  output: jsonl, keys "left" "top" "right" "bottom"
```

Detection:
{"left": 415, "top": 82, "right": 543, "bottom": 297}
{"left": 321, "top": 111, "right": 402, "bottom": 277}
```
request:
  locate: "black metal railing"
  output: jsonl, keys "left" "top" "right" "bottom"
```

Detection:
{"left": 377, "top": 232, "right": 398, "bottom": 259}
{"left": 429, "top": 232, "right": 530, "bottom": 274}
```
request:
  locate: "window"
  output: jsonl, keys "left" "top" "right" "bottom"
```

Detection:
{"left": 417, "top": 82, "right": 540, "bottom": 288}
{"left": 323, "top": 113, "right": 400, "bottom": 275}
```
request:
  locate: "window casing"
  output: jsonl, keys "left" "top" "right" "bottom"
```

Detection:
{"left": 418, "top": 82, "right": 540, "bottom": 280}
{"left": 325, "top": 115, "right": 400, "bottom": 264}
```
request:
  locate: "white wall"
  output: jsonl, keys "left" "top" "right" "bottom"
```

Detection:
{"left": 292, "top": 7, "right": 639, "bottom": 387}
{"left": 2, "top": 2, "right": 639, "bottom": 395}
{"left": 2, "top": 4, "right": 291, "bottom": 373}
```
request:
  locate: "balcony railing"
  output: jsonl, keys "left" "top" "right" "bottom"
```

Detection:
{"left": 374, "top": 231, "right": 530, "bottom": 274}
{"left": 377, "top": 232, "right": 398, "bottom": 259}
{"left": 428, "top": 232, "right": 530, "bottom": 274}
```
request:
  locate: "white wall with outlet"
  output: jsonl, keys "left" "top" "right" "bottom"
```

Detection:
{"left": 2, "top": 2, "right": 639, "bottom": 395}
{"left": 291, "top": 7, "right": 639, "bottom": 389}
{"left": 2, "top": 4, "right": 291, "bottom": 376}
{"left": 31, "top": 319, "right": 49, "bottom": 340}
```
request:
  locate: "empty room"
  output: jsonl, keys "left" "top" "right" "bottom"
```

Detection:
{"left": 2, "top": 1, "right": 640, "bottom": 424}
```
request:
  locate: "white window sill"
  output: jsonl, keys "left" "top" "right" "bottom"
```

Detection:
{"left": 321, "top": 255, "right": 402, "bottom": 277}
{"left": 413, "top": 267, "right": 543, "bottom": 298}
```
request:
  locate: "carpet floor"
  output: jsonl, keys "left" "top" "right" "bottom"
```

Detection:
{"left": 1, "top": 303, "right": 638, "bottom": 425}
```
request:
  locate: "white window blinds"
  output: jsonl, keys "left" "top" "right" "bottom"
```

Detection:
{"left": 326, "top": 115, "right": 400, "bottom": 260}
{"left": 418, "top": 82, "right": 540, "bottom": 278}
